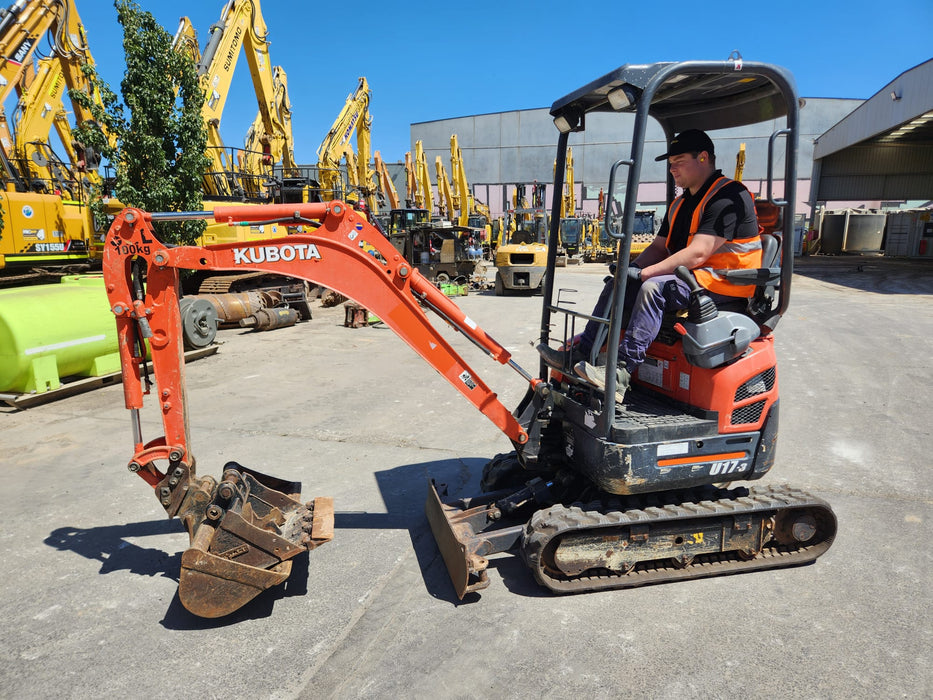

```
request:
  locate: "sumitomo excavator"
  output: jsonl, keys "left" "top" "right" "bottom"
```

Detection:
{"left": 102, "top": 59, "right": 836, "bottom": 617}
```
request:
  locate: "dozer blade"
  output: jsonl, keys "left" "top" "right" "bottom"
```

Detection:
{"left": 170, "top": 462, "right": 334, "bottom": 618}
{"left": 425, "top": 480, "right": 524, "bottom": 599}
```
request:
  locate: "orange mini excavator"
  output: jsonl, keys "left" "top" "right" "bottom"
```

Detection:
{"left": 102, "top": 59, "right": 835, "bottom": 617}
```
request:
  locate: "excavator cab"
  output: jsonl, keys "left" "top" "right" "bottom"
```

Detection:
{"left": 426, "top": 58, "right": 836, "bottom": 598}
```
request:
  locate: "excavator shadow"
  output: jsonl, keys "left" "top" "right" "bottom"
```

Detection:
{"left": 44, "top": 518, "right": 186, "bottom": 583}
{"left": 41, "top": 456, "right": 543, "bottom": 626}
{"left": 361, "top": 457, "right": 548, "bottom": 604}
{"left": 43, "top": 516, "right": 311, "bottom": 629}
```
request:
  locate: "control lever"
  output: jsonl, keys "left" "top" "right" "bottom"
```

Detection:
{"left": 675, "top": 266, "right": 718, "bottom": 323}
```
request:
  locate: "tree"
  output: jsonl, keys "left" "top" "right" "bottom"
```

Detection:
{"left": 70, "top": 0, "right": 209, "bottom": 245}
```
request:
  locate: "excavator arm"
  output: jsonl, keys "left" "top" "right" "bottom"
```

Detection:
{"left": 0, "top": 0, "right": 113, "bottom": 164}
{"left": 354, "top": 97, "right": 378, "bottom": 215}
{"left": 11, "top": 56, "right": 71, "bottom": 187}
{"left": 316, "top": 77, "right": 371, "bottom": 202}
{"left": 564, "top": 147, "right": 575, "bottom": 216}
{"left": 103, "top": 200, "right": 539, "bottom": 616}
{"left": 243, "top": 65, "right": 296, "bottom": 176}
{"left": 449, "top": 134, "right": 474, "bottom": 228}
{"left": 404, "top": 150, "right": 416, "bottom": 207}
{"left": 374, "top": 150, "right": 399, "bottom": 210}
{"left": 196, "top": 0, "right": 283, "bottom": 198}
{"left": 172, "top": 16, "right": 200, "bottom": 63}
{"left": 0, "top": 0, "right": 66, "bottom": 105}
{"left": 413, "top": 139, "right": 433, "bottom": 214}
{"left": 435, "top": 155, "right": 454, "bottom": 220}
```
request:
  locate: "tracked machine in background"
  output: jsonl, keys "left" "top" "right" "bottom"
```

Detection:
{"left": 0, "top": 0, "right": 116, "bottom": 285}
{"left": 102, "top": 59, "right": 835, "bottom": 617}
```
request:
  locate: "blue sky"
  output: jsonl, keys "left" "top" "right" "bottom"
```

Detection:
{"left": 74, "top": 0, "right": 932, "bottom": 164}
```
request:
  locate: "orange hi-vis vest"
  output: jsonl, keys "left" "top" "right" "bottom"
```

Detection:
{"left": 665, "top": 176, "right": 762, "bottom": 297}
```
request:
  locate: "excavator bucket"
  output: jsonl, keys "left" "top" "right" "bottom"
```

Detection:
{"left": 170, "top": 463, "right": 333, "bottom": 618}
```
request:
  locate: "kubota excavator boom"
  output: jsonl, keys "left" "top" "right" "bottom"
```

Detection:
{"left": 102, "top": 199, "right": 541, "bottom": 616}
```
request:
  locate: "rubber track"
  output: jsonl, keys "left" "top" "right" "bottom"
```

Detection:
{"left": 522, "top": 485, "right": 836, "bottom": 593}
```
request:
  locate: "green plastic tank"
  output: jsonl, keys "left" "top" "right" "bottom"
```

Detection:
{"left": 0, "top": 275, "right": 121, "bottom": 394}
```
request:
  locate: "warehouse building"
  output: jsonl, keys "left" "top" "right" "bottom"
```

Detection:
{"left": 410, "top": 59, "right": 933, "bottom": 256}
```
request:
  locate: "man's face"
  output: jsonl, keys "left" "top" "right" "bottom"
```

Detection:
{"left": 667, "top": 151, "right": 708, "bottom": 191}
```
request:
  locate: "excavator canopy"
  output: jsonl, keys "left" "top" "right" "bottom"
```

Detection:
{"left": 549, "top": 58, "right": 795, "bottom": 134}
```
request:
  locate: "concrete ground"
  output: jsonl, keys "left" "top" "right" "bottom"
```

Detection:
{"left": 1, "top": 257, "right": 930, "bottom": 699}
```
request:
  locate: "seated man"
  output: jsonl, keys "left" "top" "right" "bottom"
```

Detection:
{"left": 538, "top": 129, "right": 761, "bottom": 402}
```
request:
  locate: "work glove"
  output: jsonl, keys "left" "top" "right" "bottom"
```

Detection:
{"left": 626, "top": 265, "right": 642, "bottom": 283}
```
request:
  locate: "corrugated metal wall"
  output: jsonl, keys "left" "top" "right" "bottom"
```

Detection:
{"left": 817, "top": 144, "right": 933, "bottom": 200}
{"left": 411, "top": 98, "right": 860, "bottom": 216}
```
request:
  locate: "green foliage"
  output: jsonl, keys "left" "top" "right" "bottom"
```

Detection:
{"left": 70, "top": 0, "right": 209, "bottom": 245}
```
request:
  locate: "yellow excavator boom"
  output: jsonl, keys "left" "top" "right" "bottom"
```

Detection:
{"left": 435, "top": 156, "right": 454, "bottom": 220}
{"left": 316, "top": 76, "right": 371, "bottom": 203}
{"left": 734, "top": 142, "right": 746, "bottom": 182}
{"left": 197, "top": 0, "right": 289, "bottom": 199}
{"left": 413, "top": 140, "right": 433, "bottom": 215}
{"left": 374, "top": 150, "right": 399, "bottom": 211}
{"left": 404, "top": 150, "right": 416, "bottom": 207}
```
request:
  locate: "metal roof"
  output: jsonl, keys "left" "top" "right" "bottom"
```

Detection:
{"left": 811, "top": 59, "right": 933, "bottom": 202}
{"left": 814, "top": 59, "right": 933, "bottom": 158}
{"left": 549, "top": 60, "right": 795, "bottom": 135}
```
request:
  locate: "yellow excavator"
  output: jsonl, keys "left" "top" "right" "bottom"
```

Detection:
{"left": 184, "top": 1, "right": 317, "bottom": 240}
{"left": 449, "top": 133, "right": 493, "bottom": 254}
{"left": 315, "top": 76, "right": 379, "bottom": 215}
{"left": 435, "top": 155, "right": 454, "bottom": 220}
{"left": 0, "top": 0, "right": 116, "bottom": 284}
{"left": 195, "top": 0, "right": 283, "bottom": 203}
{"left": 412, "top": 139, "right": 434, "bottom": 215}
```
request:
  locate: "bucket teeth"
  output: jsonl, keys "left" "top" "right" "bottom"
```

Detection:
{"left": 307, "top": 496, "right": 335, "bottom": 549}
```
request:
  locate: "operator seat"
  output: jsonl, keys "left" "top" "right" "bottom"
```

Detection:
{"left": 585, "top": 230, "right": 785, "bottom": 371}
{"left": 715, "top": 231, "right": 783, "bottom": 333}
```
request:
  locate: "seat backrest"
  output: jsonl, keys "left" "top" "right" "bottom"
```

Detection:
{"left": 760, "top": 232, "right": 781, "bottom": 270}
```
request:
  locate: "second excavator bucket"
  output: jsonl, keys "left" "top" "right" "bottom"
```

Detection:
{"left": 168, "top": 462, "right": 333, "bottom": 618}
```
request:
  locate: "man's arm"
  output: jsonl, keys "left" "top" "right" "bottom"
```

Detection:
{"left": 638, "top": 233, "right": 725, "bottom": 280}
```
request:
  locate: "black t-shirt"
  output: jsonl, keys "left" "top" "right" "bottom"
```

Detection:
{"left": 657, "top": 171, "right": 759, "bottom": 254}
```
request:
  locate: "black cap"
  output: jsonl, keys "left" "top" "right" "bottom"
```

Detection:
{"left": 654, "top": 129, "right": 715, "bottom": 162}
